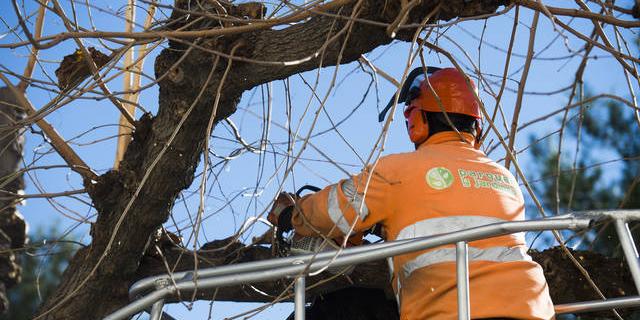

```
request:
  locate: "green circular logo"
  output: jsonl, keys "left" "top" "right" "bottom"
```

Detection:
{"left": 426, "top": 167, "right": 454, "bottom": 190}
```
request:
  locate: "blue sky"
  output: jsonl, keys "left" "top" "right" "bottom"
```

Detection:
{"left": 1, "top": 0, "right": 639, "bottom": 318}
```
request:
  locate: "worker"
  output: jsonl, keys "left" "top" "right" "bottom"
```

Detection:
{"left": 268, "top": 67, "right": 555, "bottom": 320}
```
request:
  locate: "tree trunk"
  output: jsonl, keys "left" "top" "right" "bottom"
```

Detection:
{"left": 0, "top": 87, "right": 27, "bottom": 315}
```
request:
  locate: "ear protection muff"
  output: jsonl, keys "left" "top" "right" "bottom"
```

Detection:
{"left": 403, "top": 107, "right": 429, "bottom": 145}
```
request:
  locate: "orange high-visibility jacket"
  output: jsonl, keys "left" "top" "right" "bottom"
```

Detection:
{"left": 292, "top": 131, "right": 555, "bottom": 320}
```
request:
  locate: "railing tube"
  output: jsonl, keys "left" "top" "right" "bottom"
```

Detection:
{"left": 614, "top": 219, "right": 640, "bottom": 292}
{"left": 129, "top": 218, "right": 589, "bottom": 299}
{"left": 149, "top": 299, "right": 165, "bottom": 320}
{"left": 456, "top": 241, "right": 470, "bottom": 320}
{"left": 555, "top": 296, "right": 640, "bottom": 314}
{"left": 295, "top": 276, "right": 306, "bottom": 320}
{"left": 108, "top": 218, "right": 590, "bottom": 320}
{"left": 104, "top": 289, "right": 172, "bottom": 320}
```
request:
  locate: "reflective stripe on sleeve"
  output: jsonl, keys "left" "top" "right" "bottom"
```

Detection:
{"left": 327, "top": 185, "right": 353, "bottom": 235}
{"left": 341, "top": 179, "right": 370, "bottom": 220}
{"left": 402, "top": 245, "right": 531, "bottom": 278}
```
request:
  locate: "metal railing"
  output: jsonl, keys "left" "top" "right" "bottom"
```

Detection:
{"left": 105, "top": 210, "right": 640, "bottom": 320}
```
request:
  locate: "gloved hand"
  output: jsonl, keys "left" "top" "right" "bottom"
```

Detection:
{"left": 267, "top": 192, "right": 296, "bottom": 232}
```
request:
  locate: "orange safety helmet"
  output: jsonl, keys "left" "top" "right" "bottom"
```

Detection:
{"left": 403, "top": 67, "right": 482, "bottom": 145}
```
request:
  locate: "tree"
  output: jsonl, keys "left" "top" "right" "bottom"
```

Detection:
{"left": 525, "top": 89, "right": 640, "bottom": 319}
{"left": 0, "top": 87, "right": 27, "bottom": 314}
{"left": 0, "top": 226, "right": 77, "bottom": 320}
{"left": 528, "top": 91, "right": 640, "bottom": 254}
{"left": 0, "top": 0, "right": 639, "bottom": 319}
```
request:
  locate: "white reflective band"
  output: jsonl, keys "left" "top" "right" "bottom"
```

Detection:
{"left": 386, "top": 257, "right": 395, "bottom": 280}
{"left": 395, "top": 275, "right": 402, "bottom": 307}
{"left": 328, "top": 185, "right": 352, "bottom": 235}
{"left": 341, "top": 179, "right": 369, "bottom": 220}
{"left": 403, "top": 246, "right": 531, "bottom": 278}
{"left": 396, "top": 215, "right": 525, "bottom": 243}
{"left": 387, "top": 257, "right": 399, "bottom": 305}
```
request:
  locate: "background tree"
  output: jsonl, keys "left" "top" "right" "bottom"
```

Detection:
{"left": 0, "top": 87, "right": 27, "bottom": 314}
{"left": 528, "top": 90, "right": 640, "bottom": 254}
{"left": 0, "top": 226, "right": 77, "bottom": 320}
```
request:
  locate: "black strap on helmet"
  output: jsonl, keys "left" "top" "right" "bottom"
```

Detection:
{"left": 377, "top": 66, "right": 442, "bottom": 122}
{"left": 295, "top": 185, "right": 322, "bottom": 197}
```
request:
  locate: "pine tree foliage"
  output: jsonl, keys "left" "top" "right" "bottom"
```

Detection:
{"left": 528, "top": 93, "right": 640, "bottom": 255}
{"left": 0, "top": 227, "right": 77, "bottom": 320}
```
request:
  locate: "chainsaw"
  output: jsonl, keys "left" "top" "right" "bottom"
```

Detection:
{"left": 273, "top": 185, "right": 385, "bottom": 274}
{"left": 274, "top": 185, "right": 341, "bottom": 257}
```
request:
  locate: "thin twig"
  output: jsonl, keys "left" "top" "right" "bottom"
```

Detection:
{"left": 17, "top": 0, "right": 49, "bottom": 92}
{"left": 505, "top": 11, "right": 539, "bottom": 169}
{"left": 0, "top": 73, "right": 97, "bottom": 181}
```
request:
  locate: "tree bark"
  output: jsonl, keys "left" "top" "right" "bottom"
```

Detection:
{"left": 0, "top": 87, "right": 27, "bottom": 315}
{"left": 37, "top": 1, "right": 509, "bottom": 319}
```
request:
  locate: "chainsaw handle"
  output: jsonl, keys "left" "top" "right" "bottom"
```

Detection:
{"left": 275, "top": 185, "right": 320, "bottom": 244}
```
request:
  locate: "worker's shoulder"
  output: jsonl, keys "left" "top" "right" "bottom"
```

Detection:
{"left": 376, "top": 151, "right": 418, "bottom": 167}
{"left": 375, "top": 147, "right": 462, "bottom": 168}
{"left": 479, "top": 156, "right": 514, "bottom": 175}
{"left": 368, "top": 151, "right": 421, "bottom": 176}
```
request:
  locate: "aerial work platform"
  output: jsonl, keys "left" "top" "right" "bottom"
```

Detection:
{"left": 106, "top": 210, "right": 640, "bottom": 320}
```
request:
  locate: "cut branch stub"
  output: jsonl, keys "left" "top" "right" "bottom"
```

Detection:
{"left": 55, "top": 47, "right": 110, "bottom": 90}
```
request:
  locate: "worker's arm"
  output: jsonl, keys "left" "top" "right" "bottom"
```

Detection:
{"left": 291, "top": 164, "right": 393, "bottom": 239}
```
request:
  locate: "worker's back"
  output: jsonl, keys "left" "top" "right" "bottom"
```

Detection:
{"left": 289, "top": 66, "right": 557, "bottom": 319}
{"left": 376, "top": 132, "right": 554, "bottom": 320}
